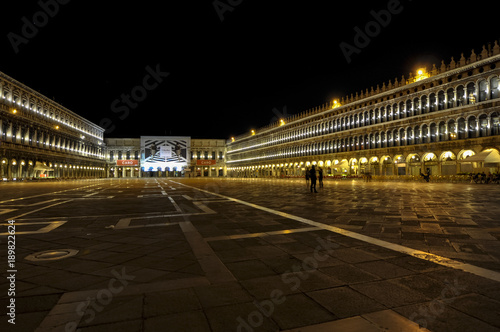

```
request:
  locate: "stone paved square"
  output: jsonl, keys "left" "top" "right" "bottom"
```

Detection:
{"left": 1, "top": 178, "right": 500, "bottom": 331}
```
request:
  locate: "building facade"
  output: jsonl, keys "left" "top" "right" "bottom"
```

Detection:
{"left": 0, "top": 72, "right": 106, "bottom": 180}
{"left": 104, "top": 138, "right": 141, "bottom": 178}
{"left": 190, "top": 139, "right": 227, "bottom": 177}
{"left": 105, "top": 137, "right": 227, "bottom": 177}
{"left": 227, "top": 42, "right": 500, "bottom": 178}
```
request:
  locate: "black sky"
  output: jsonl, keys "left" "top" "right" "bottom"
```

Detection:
{"left": 1, "top": 1, "right": 498, "bottom": 139}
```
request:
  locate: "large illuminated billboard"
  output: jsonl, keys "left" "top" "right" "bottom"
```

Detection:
{"left": 141, "top": 136, "right": 190, "bottom": 172}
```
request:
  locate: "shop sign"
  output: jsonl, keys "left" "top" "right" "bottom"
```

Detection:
{"left": 196, "top": 160, "right": 216, "bottom": 166}
{"left": 117, "top": 160, "right": 139, "bottom": 166}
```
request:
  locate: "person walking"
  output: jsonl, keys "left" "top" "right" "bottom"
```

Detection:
{"left": 305, "top": 167, "right": 310, "bottom": 186}
{"left": 310, "top": 165, "right": 318, "bottom": 193}
{"left": 318, "top": 168, "right": 323, "bottom": 188}
{"left": 419, "top": 170, "right": 430, "bottom": 182}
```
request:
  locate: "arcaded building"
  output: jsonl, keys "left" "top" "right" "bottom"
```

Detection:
{"left": 190, "top": 139, "right": 227, "bottom": 177}
{"left": 104, "top": 137, "right": 227, "bottom": 177}
{"left": 0, "top": 72, "right": 106, "bottom": 180}
{"left": 227, "top": 42, "right": 500, "bottom": 177}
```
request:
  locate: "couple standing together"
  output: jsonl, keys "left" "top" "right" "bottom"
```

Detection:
{"left": 307, "top": 165, "right": 323, "bottom": 193}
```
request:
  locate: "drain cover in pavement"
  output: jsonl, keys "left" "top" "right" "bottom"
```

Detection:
{"left": 25, "top": 249, "right": 79, "bottom": 261}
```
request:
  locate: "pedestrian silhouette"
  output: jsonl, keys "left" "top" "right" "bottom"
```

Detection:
{"left": 420, "top": 170, "right": 430, "bottom": 182}
{"left": 310, "top": 165, "right": 318, "bottom": 193}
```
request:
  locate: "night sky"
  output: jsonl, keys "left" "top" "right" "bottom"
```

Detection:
{"left": 1, "top": 1, "right": 498, "bottom": 140}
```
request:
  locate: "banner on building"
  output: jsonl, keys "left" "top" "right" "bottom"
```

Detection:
{"left": 160, "top": 145, "right": 172, "bottom": 158}
{"left": 117, "top": 160, "right": 140, "bottom": 166}
{"left": 141, "top": 136, "right": 190, "bottom": 172}
{"left": 196, "top": 160, "right": 216, "bottom": 166}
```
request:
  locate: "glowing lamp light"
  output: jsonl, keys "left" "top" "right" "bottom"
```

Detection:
{"left": 414, "top": 68, "right": 430, "bottom": 82}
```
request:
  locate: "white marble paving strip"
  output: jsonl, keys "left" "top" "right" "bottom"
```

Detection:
{"left": 172, "top": 180, "right": 500, "bottom": 283}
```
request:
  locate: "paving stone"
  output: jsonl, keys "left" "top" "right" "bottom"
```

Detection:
{"left": 78, "top": 319, "right": 143, "bottom": 332}
{"left": 351, "top": 280, "right": 430, "bottom": 308}
{"left": 320, "top": 264, "right": 380, "bottom": 284}
{"left": 241, "top": 275, "right": 300, "bottom": 299}
{"left": 144, "top": 288, "right": 201, "bottom": 317}
{"left": 327, "top": 247, "right": 380, "bottom": 264}
{"left": 394, "top": 302, "right": 500, "bottom": 332}
{"left": 448, "top": 293, "right": 500, "bottom": 328}
{"left": 281, "top": 316, "right": 381, "bottom": 332}
{"left": 194, "top": 281, "right": 253, "bottom": 308}
{"left": 270, "top": 293, "right": 337, "bottom": 330}
{"left": 307, "top": 286, "right": 386, "bottom": 318}
{"left": 204, "top": 302, "right": 278, "bottom": 332}
{"left": 144, "top": 311, "right": 211, "bottom": 332}
{"left": 355, "top": 260, "right": 415, "bottom": 279}
{"left": 5, "top": 178, "right": 500, "bottom": 332}
{"left": 362, "top": 309, "right": 431, "bottom": 332}
{"left": 79, "top": 296, "right": 144, "bottom": 327}
{"left": 225, "top": 259, "right": 278, "bottom": 280}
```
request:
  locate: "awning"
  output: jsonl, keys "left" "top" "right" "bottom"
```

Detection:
{"left": 34, "top": 162, "right": 54, "bottom": 171}
{"left": 459, "top": 150, "right": 500, "bottom": 163}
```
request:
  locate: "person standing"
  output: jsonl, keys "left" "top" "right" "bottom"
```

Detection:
{"left": 305, "top": 167, "right": 310, "bottom": 186}
{"left": 310, "top": 165, "right": 318, "bottom": 193}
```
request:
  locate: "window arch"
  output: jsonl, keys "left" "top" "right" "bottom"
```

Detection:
{"left": 437, "top": 91, "right": 445, "bottom": 110}
{"left": 429, "top": 93, "right": 437, "bottom": 112}
{"left": 466, "top": 82, "right": 476, "bottom": 104}
{"left": 478, "top": 80, "right": 488, "bottom": 102}
{"left": 421, "top": 95, "right": 428, "bottom": 113}
{"left": 490, "top": 76, "right": 499, "bottom": 100}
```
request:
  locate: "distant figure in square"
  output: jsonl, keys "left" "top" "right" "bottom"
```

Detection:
{"left": 305, "top": 167, "right": 310, "bottom": 185}
{"left": 420, "top": 170, "right": 430, "bottom": 182}
{"left": 310, "top": 165, "right": 318, "bottom": 193}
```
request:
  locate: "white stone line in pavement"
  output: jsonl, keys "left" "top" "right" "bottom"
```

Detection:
{"left": 5, "top": 199, "right": 75, "bottom": 221}
{"left": 0, "top": 220, "right": 66, "bottom": 236}
{"left": 0, "top": 183, "right": 102, "bottom": 204}
{"left": 112, "top": 200, "right": 217, "bottom": 229}
{"left": 168, "top": 196, "right": 183, "bottom": 213}
{"left": 157, "top": 179, "right": 236, "bottom": 284}
{"left": 171, "top": 180, "right": 500, "bottom": 283}
{"left": 178, "top": 220, "right": 236, "bottom": 284}
{"left": 0, "top": 198, "right": 63, "bottom": 207}
{"left": 0, "top": 208, "right": 17, "bottom": 215}
{"left": 204, "top": 227, "right": 323, "bottom": 242}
